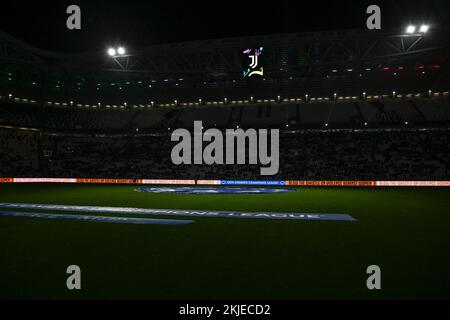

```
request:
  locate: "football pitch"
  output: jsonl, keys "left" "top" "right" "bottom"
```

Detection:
{"left": 0, "top": 183, "right": 449, "bottom": 299}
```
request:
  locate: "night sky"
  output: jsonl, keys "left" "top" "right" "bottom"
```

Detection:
{"left": 0, "top": 0, "right": 449, "bottom": 52}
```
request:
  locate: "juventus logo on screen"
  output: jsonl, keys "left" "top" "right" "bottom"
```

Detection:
{"left": 243, "top": 47, "right": 264, "bottom": 77}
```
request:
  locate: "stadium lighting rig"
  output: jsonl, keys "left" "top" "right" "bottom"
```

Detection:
{"left": 107, "top": 46, "right": 131, "bottom": 71}
{"left": 405, "top": 24, "right": 429, "bottom": 34}
{"left": 107, "top": 46, "right": 127, "bottom": 57}
{"left": 419, "top": 25, "right": 429, "bottom": 33}
{"left": 107, "top": 48, "right": 116, "bottom": 56}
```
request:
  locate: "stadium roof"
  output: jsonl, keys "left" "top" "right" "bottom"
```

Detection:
{"left": 1, "top": 28, "right": 449, "bottom": 105}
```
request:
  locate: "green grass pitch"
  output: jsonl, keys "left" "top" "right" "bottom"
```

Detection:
{"left": 0, "top": 183, "right": 449, "bottom": 299}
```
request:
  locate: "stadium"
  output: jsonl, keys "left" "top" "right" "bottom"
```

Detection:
{"left": 1, "top": 2, "right": 450, "bottom": 301}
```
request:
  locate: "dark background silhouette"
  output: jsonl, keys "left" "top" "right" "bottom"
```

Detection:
{"left": 1, "top": 0, "right": 449, "bottom": 52}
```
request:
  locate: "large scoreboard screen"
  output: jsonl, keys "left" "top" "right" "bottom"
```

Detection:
{"left": 242, "top": 47, "right": 264, "bottom": 78}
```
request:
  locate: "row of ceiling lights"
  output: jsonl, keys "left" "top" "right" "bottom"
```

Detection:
{"left": 3, "top": 90, "right": 448, "bottom": 110}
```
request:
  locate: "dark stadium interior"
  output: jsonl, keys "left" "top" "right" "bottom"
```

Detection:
{"left": 1, "top": 21, "right": 449, "bottom": 180}
{"left": 1, "top": 0, "right": 450, "bottom": 304}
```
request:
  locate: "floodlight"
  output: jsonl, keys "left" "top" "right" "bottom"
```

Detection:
{"left": 406, "top": 25, "right": 416, "bottom": 34}
{"left": 419, "top": 25, "right": 429, "bottom": 33}
{"left": 107, "top": 48, "right": 116, "bottom": 56}
{"left": 117, "top": 47, "right": 126, "bottom": 55}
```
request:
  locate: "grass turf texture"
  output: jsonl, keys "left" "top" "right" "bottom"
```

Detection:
{"left": 0, "top": 183, "right": 449, "bottom": 299}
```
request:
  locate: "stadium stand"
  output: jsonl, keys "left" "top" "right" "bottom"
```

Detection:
{"left": 0, "top": 96, "right": 449, "bottom": 131}
{"left": 0, "top": 129, "right": 39, "bottom": 176}
{"left": 1, "top": 124, "right": 448, "bottom": 180}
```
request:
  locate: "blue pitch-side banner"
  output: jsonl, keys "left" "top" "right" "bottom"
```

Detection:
{"left": 0, "top": 203, "right": 356, "bottom": 221}
{"left": 136, "top": 187, "right": 295, "bottom": 194}
{"left": 219, "top": 180, "right": 286, "bottom": 185}
{"left": 0, "top": 210, "right": 194, "bottom": 225}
